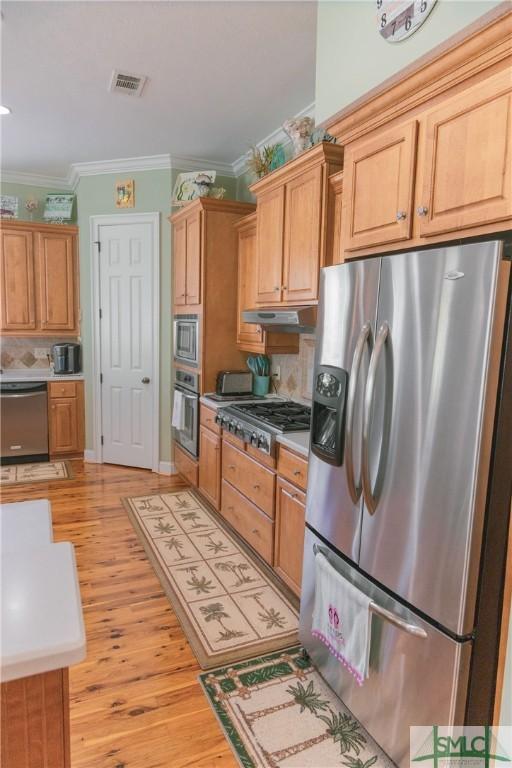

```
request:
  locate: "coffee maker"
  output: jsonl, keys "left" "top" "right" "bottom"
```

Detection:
{"left": 51, "top": 343, "right": 81, "bottom": 375}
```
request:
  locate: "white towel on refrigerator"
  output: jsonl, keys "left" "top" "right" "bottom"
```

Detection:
{"left": 172, "top": 390, "right": 186, "bottom": 430}
{"left": 311, "top": 550, "right": 373, "bottom": 686}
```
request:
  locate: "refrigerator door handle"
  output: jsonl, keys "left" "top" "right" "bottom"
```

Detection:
{"left": 362, "top": 321, "right": 391, "bottom": 514}
{"left": 345, "top": 322, "right": 372, "bottom": 504}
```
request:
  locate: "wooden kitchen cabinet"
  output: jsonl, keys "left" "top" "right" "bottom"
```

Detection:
{"left": 174, "top": 443, "right": 198, "bottom": 487}
{"left": 172, "top": 210, "right": 201, "bottom": 308}
{"left": 235, "top": 214, "right": 299, "bottom": 354}
{"left": 222, "top": 439, "right": 276, "bottom": 518}
{"left": 36, "top": 231, "right": 76, "bottom": 331}
{"left": 250, "top": 142, "right": 343, "bottom": 306}
{"left": 418, "top": 69, "right": 512, "bottom": 238}
{"left": 1, "top": 669, "right": 70, "bottom": 768}
{"left": 274, "top": 476, "right": 306, "bottom": 597}
{"left": 0, "top": 227, "right": 36, "bottom": 331}
{"left": 198, "top": 425, "right": 221, "bottom": 509}
{"left": 48, "top": 380, "right": 84, "bottom": 458}
{"left": 342, "top": 121, "right": 418, "bottom": 251}
{"left": 283, "top": 165, "right": 323, "bottom": 302}
{"left": 0, "top": 221, "right": 79, "bottom": 335}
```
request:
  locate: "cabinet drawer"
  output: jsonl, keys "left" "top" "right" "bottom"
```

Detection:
{"left": 49, "top": 380, "right": 77, "bottom": 399}
{"left": 222, "top": 439, "right": 275, "bottom": 517}
{"left": 277, "top": 446, "right": 308, "bottom": 491}
{"left": 274, "top": 477, "right": 306, "bottom": 597}
{"left": 221, "top": 479, "right": 274, "bottom": 564}
{"left": 175, "top": 444, "right": 198, "bottom": 487}
{"left": 200, "top": 404, "right": 221, "bottom": 435}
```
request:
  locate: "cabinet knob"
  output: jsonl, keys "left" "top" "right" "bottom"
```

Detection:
{"left": 417, "top": 206, "right": 429, "bottom": 216}
{"left": 282, "top": 286, "right": 287, "bottom": 290}
{"left": 293, "top": 469, "right": 302, "bottom": 476}
{"left": 274, "top": 286, "right": 280, "bottom": 291}
{"left": 253, "top": 484, "right": 260, "bottom": 490}
{"left": 228, "top": 464, "right": 235, "bottom": 470}
{"left": 291, "top": 493, "right": 299, "bottom": 499}
{"left": 252, "top": 528, "right": 259, "bottom": 536}
{"left": 396, "top": 211, "right": 407, "bottom": 221}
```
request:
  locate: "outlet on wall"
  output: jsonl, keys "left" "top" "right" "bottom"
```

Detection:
{"left": 272, "top": 364, "right": 281, "bottom": 382}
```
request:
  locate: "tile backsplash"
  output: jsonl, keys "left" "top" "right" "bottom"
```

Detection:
{"left": 270, "top": 334, "right": 316, "bottom": 404}
{"left": 0, "top": 337, "right": 79, "bottom": 370}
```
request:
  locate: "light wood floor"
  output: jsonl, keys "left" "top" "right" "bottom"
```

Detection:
{"left": 2, "top": 460, "right": 238, "bottom": 768}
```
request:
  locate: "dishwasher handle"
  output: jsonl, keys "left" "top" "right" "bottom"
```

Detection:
{"left": 0, "top": 391, "right": 47, "bottom": 399}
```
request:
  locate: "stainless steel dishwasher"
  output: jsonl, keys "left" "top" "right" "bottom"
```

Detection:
{"left": 1, "top": 381, "right": 49, "bottom": 463}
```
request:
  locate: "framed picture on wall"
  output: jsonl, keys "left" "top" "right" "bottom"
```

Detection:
{"left": 43, "top": 194, "right": 74, "bottom": 221}
{"left": 115, "top": 179, "right": 135, "bottom": 208}
{"left": 0, "top": 195, "right": 19, "bottom": 218}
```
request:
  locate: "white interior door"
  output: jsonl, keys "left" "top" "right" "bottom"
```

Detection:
{"left": 98, "top": 220, "right": 155, "bottom": 469}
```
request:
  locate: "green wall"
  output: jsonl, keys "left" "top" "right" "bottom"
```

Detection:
{"left": 315, "top": 0, "right": 502, "bottom": 125}
{"left": 0, "top": 181, "right": 75, "bottom": 222}
{"left": 75, "top": 169, "right": 173, "bottom": 463}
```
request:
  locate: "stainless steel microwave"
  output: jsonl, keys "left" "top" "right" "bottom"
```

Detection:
{"left": 173, "top": 315, "right": 199, "bottom": 367}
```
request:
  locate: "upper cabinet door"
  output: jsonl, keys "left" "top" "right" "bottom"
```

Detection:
{"left": 419, "top": 70, "right": 512, "bottom": 237}
{"left": 173, "top": 218, "right": 187, "bottom": 306}
{"left": 0, "top": 228, "right": 36, "bottom": 331}
{"left": 185, "top": 211, "right": 201, "bottom": 306}
{"left": 36, "top": 231, "right": 77, "bottom": 331}
{"left": 256, "top": 187, "right": 284, "bottom": 304}
{"left": 237, "top": 221, "right": 264, "bottom": 347}
{"left": 343, "top": 121, "right": 418, "bottom": 251}
{"left": 283, "top": 166, "right": 322, "bottom": 303}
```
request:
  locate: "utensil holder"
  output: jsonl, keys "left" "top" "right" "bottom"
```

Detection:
{"left": 253, "top": 375, "right": 270, "bottom": 396}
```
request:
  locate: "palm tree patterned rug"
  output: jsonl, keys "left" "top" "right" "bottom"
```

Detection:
{"left": 0, "top": 460, "right": 73, "bottom": 486}
{"left": 123, "top": 490, "right": 299, "bottom": 669}
{"left": 200, "top": 646, "right": 395, "bottom": 768}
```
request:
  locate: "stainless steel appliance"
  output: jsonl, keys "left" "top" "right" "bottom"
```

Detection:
{"left": 216, "top": 370, "right": 253, "bottom": 396}
{"left": 1, "top": 381, "right": 49, "bottom": 463}
{"left": 173, "top": 315, "right": 199, "bottom": 367}
{"left": 172, "top": 369, "right": 199, "bottom": 457}
{"left": 51, "top": 342, "right": 81, "bottom": 374}
{"left": 216, "top": 400, "right": 311, "bottom": 456}
{"left": 300, "top": 241, "right": 511, "bottom": 767}
{"left": 242, "top": 305, "right": 316, "bottom": 333}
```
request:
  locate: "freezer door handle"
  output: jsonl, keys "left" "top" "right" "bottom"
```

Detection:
{"left": 312, "top": 543, "right": 427, "bottom": 638}
{"left": 362, "top": 321, "right": 392, "bottom": 514}
{"left": 369, "top": 601, "right": 428, "bottom": 639}
{"left": 345, "top": 322, "right": 372, "bottom": 504}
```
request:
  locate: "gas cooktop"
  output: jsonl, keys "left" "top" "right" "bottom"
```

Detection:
{"left": 215, "top": 400, "right": 311, "bottom": 455}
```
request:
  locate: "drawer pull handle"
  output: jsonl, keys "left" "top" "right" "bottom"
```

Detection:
{"left": 227, "top": 505, "right": 234, "bottom": 511}
{"left": 253, "top": 484, "right": 260, "bottom": 490}
{"left": 291, "top": 493, "right": 299, "bottom": 499}
{"left": 252, "top": 528, "right": 259, "bottom": 535}
{"left": 228, "top": 464, "right": 235, "bottom": 470}
{"left": 293, "top": 470, "right": 302, "bottom": 476}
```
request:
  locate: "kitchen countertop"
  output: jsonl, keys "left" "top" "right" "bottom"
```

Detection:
{"left": 0, "top": 369, "right": 84, "bottom": 382}
{"left": 276, "top": 432, "right": 310, "bottom": 458}
{"left": 1, "top": 542, "right": 86, "bottom": 682}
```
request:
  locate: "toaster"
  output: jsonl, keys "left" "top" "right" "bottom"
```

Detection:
{"left": 216, "top": 370, "right": 253, "bottom": 396}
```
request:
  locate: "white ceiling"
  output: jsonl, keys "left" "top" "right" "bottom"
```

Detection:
{"left": 1, "top": 1, "right": 317, "bottom": 180}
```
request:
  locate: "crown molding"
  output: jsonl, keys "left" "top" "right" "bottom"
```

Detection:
{"left": 231, "top": 101, "right": 316, "bottom": 177}
{"left": 69, "top": 153, "right": 171, "bottom": 189}
{"left": 0, "top": 169, "right": 72, "bottom": 190}
{"left": 171, "top": 154, "right": 236, "bottom": 177}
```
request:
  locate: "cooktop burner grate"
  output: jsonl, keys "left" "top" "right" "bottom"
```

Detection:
{"left": 229, "top": 400, "right": 311, "bottom": 432}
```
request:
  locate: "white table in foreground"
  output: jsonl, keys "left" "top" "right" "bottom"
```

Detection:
{"left": 1, "top": 499, "right": 53, "bottom": 553}
{"left": 1, "top": 542, "right": 86, "bottom": 682}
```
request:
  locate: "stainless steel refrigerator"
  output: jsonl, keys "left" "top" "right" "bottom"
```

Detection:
{"left": 300, "top": 241, "right": 512, "bottom": 767}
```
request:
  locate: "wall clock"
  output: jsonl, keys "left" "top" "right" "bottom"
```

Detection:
{"left": 377, "top": 0, "right": 438, "bottom": 43}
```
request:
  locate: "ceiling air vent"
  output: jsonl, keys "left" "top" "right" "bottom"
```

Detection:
{"left": 109, "top": 70, "right": 147, "bottom": 97}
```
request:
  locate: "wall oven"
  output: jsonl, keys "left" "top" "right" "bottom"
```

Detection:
{"left": 172, "top": 369, "right": 199, "bottom": 457}
{"left": 173, "top": 315, "right": 199, "bottom": 367}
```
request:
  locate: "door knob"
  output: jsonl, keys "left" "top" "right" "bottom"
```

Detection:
{"left": 141, "top": 377, "right": 150, "bottom": 384}
{"left": 417, "top": 206, "right": 429, "bottom": 216}
{"left": 396, "top": 211, "right": 407, "bottom": 221}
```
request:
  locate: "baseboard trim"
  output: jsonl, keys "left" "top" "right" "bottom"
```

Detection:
{"left": 84, "top": 449, "right": 98, "bottom": 463}
{"left": 158, "top": 461, "right": 176, "bottom": 475}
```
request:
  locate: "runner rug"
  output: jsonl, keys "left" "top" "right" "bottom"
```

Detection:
{"left": 0, "top": 460, "right": 73, "bottom": 486}
{"left": 199, "top": 646, "right": 394, "bottom": 768}
{"left": 123, "top": 490, "right": 299, "bottom": 669}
